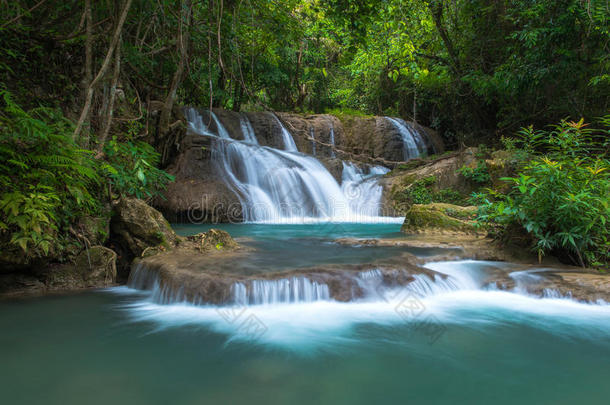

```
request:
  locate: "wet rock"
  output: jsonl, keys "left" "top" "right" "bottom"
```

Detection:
{"left": 381, "top": 148, "right": 478, "bottom": 214}
{"left": 111, "top": 197, "right": 178, "bottom": 258}
{"left": 0, "top": 246, "right": 117, "bottom": 298}
{"left": 507, "top": 269, "right": 610, "bottom": 303}
{"left": 128, "top": 249, "right": 441, "bottom": 305}
{"left": 187, "top": 228, "right": 239, "bottom": 252}
{"left": 42, "top": 246, "right": 117, "bottom": 289}
{"left": 154, "top": 134, "right": 242, "bottom": 223}
{"left": 401, "top": 203, "right": 481, "bottom": 235}
{"left": 158, "top": 107, "right": 444, "bottom": 222}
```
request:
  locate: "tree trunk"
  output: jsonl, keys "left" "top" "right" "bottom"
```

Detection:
{"left": 429, "top": 0, "right": 460, "bottom": 74}
{"left": 73, "top": 0, "right": 133, "bottom": 140}
{"left": 159, "top": 0, "right": 191, "bottom": 135}
{"left": 97, "top": 40, "right": 121, "bottom": 152}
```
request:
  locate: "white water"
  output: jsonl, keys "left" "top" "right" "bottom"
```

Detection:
{"left": 232, "top": 278, "right": 330, "bottom": 305}
{"left": 121, "top": 260, "right": 610, "bottom": 349}
{"left": 271, "top": 113, "right": 298, "bottom": 152}
{"left": 186, "top": 108, "right": 230, "bottom": 139}
{"left": 329, "top": 121, "right": 336, "bottom": 158}
{"left": 386, "top": 117, "right": 428, "bottom": 160}
{"left": 186, "top": 108, "right": 402, "bottom": 223}
{"left": 341, "top": 162, "right": 389, "bottom": 218}
{"left": 239, "top": 114, "right": 258, "bottom": 144}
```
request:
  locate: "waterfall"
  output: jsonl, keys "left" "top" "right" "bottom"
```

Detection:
{"left": 341, "top": 162, "right": 389, "bottom": 218}
{"left": 185, "top": 108, "right": 401, "bottom": 223}
{"left": 329, "top": 122, "right": 336, "bottom": 158}
{"left": 271, "top": 113, "right": 298, "bottom": 152}
{"left": 239, "top": 114, "right": 258, "bottom": 144}
{"left": 310, "top": 126, "right": 316, "bottom": 156}
{"left": 186, "top": 108, "right": 230, "bottom": 139}
{"left": 386, "top": 117, "right": 428, "bottom": 160}
{"left": 231, "top": 277, "right": 330, "bottom": 305}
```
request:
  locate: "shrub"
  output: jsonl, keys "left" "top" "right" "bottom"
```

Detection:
{"left": 102, "top": 136, "right": 174, "bottom": 201}
{"left": 397, "top": 176, "right": 469, "bottom": 207}
{"left": 476, "top": 118, "right": 609, "bottom": 267}
{"left": 0, "top": 90, "right": 100, "bottom": 256}
{"left": 459, "top": 160, "right": 491, "bottom": 184}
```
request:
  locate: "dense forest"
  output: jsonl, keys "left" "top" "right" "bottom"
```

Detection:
{"left": 0, "top": 0, "right": 608, "bottom": 268}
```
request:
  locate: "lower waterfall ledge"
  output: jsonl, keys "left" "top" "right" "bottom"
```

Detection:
{"left": 127, "top": 249, "right": 446, "bottom": 305}
{"left": 127, "top": 240, "right": 610, "bottom": 306}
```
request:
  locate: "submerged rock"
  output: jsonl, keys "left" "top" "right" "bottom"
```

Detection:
{"left": 401, "top": 203, "right": 481, "bottom": 235}
{"left": 506, "top": 269, "right": 610, "bottom": 303}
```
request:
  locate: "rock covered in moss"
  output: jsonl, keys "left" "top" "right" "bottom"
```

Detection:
{"left": 0, "top": 246, "right": 117, "bottom": 297}
{"left": 401, "top": 203, "right": 482, "bottom": 235}
{"left": 111, "top": 197, "right": 178, "bottom": 257}
{"left": 187, "top": 228, "right": 239, "bottom": 252}
{"left": 45, "top": 246, "right": 117, "bottom": 288}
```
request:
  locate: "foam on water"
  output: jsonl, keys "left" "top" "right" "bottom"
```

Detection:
{"left": 121, "top": 288, "right": 610, "bottom": 350}
{"left": 119, "top": 260, "right": 610, "bottom": 350}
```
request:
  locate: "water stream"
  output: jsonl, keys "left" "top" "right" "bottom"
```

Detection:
{"left": 1, "top": 223, "right": 609, "bottom": 404}
{"left": 187, "top": 108, "right": 398, "bottom": 223}
{"left": 1, "top": 110, "right": 608, "bottom": 404}
{"left": 386, "top": 116, "right": 428, "bottom": 160}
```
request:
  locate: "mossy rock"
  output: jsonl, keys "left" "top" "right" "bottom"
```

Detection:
{"left": 42, "top": 246, "right": 117, "bottom": 289}
{"left": 111, "top": 198, "right": 178, "bottom": 257}
{"left": 401, "top": 203, "right": 482, "bottom": 235}
{"left": 187, "top": 229, "right": 239, "bottom": 252}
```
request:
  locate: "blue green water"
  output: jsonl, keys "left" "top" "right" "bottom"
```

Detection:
{"left": 1, "top": 224, "right": 609, "bottom": 404}
{"left": 172, "top": 223, "right": 457, "bottom": 273}
{"left": 172, "top": 222, "right": 405, "bottom": 240}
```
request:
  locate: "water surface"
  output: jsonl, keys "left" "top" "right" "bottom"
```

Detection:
{"left": 1, "top": 224, "right": 609, "bottom": 404}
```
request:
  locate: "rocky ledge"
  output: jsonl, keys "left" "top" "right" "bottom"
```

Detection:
{"left": 0, "top": 198, "right": 241, "bottom": 299}
{"left": 128, "top": 233, "right": 610, "bottom": 305}
{"left": 129, "top": 251, "right": 446, "bottom": 305}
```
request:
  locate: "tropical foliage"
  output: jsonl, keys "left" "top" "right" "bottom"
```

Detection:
{"left": 475, "top": 118, "right": 610, "bottom": 267}
{"left": 0, "top": 91, "right": 172, "bottom": 258}
{"left": 0, "top": 1, "right": 608, "bottom": 266}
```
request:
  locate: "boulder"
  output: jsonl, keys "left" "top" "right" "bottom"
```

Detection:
{"left": 187, "top": 228, "right": 239, "bottom": 252}
{"left": 401, "top": 203, "right": 481, "bottom": 235}
{"left": 111, "top": 197, "right": 178, "bottom": 258}
{"left": 42, "top": 246, "right": 117, "bottom": 289}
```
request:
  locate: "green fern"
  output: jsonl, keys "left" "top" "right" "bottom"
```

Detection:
{"left": 0, "top": 90, "right": 102, "bottom": 258}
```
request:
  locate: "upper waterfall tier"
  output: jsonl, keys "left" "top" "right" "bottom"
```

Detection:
{"left": 155, "top": 108, "right": 443, "bottom": 223}
{"left": 184, "top": 108, "right": 397, "bottom": 223}
{"left": 182, "top": 108, "right": 442, "bottom": 161}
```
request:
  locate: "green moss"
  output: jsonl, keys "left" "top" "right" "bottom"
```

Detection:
{"left": 401, "top": 203, "right": 480, "bottom": 234}
{"left": 392, "top": 175, "right": 469, "bottom": 212}
{"left": 324, "top": 108, "right": 372, "bottom": 119}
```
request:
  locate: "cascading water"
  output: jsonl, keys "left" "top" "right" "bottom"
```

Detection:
{"left": 232, "top": 278, "right": 330, "bottom": 305}
{"left": 186, "top": 108, "right": 230, "bottom": 139}
{"left": 310, "top": 126, "right": 316, "bottom": 156}
{"left": 239, "top": 114, "right": 258, "bottom": 144}
{"left": 271, "top": 113, "right": 298, "bottom": 152}
{"left": 329, "top": 122, "right": 336, "bottom": 158}
{"left": 386, "top": 117, "right": 428, "bottom": 160}
{"left": 341, "top": 162, "right": 389, "bottom": 218}
{"left": 185, "top": 108, "right": 401, "bottom": 223}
